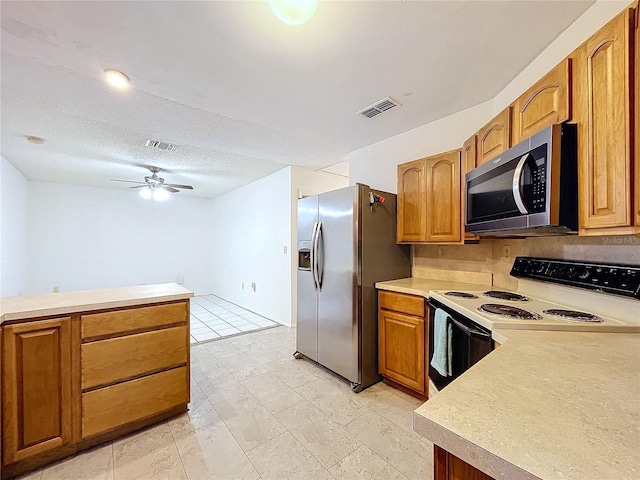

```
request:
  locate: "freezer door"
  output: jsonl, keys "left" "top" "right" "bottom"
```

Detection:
{"left": 296, "top": 196, "right": 319, "bottom": 360}
{"left": 317, "top": 186, "right": 359, "bottom": 383}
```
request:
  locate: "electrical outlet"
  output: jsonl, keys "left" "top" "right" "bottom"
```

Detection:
{"left": 242, "top": 282, "right": 245, "bottom": 289}
{"left": 251, "top": 282, "right": 256, "bottom": 292}
{"left": 438, "top": 246, "right": 445, "bottom": 257}
{"left": 503, "top": 245, "right": 511, "bottom": 259}
{"left": 53, "top": 286, "right": 59, "bottom": 293}
{"left": 284, "top": 246, "right": 287, "bottom": 254}
{"left": 177, "top": 274, "right": 184, "bottom": 285}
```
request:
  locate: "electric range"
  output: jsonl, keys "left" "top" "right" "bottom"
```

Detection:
{"left": 429, "top": 257, "right": 640, "bottom": 334}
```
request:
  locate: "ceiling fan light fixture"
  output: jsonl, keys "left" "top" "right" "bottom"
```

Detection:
{"left": 152, "top": 188, "right": 169, "bottom": 201}
{"left": 268, "top": 0, "right": 318, "bottom": 25}
{"left": 104, "top": 69, "right": 131, "bottom": 89}
{"left": 139, "top": 187, "right": 152, "bottom": 199}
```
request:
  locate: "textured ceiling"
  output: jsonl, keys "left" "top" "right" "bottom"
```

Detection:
{"left": 1, "top": 1, "right": 594, "bottom": 198}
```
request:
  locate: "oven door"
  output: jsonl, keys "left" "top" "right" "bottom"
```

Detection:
{"left": 428, "top": 301, "right": 493, "bottom": 391}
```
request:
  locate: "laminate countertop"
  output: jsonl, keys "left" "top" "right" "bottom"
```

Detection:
{"left": 0, "top": 283, "right": 193, "bottom": 324}
{"left": 414, "top": 329, "right": 640, "bottom": 480}
{"left": 375, "top": 277, "right": 490, "bottom": 297}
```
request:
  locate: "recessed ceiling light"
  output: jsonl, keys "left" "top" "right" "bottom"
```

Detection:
{"left": 268, "top": 0, "right": 318, "bottom": 25}
{"left": 26, "top": 135, "right": 45, "bottom": 144}
{"left": 104, "top": 69, "right": 131, "bottom": 89}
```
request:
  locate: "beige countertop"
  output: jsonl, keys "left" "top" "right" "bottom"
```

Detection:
{"left": 375, "top": 277, "right": 490, "bottom": 297}
{"left": 0, "top": 283, "right": 193, "bottom": 323}
{"left": 414, "top": 329, "right": 640, "bottom": 480}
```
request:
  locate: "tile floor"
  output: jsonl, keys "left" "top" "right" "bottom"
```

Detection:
{"left": 189, "top": 295, "right": 279, "bottom": 345}
{"left": 20, "top": 326, "right": 434, "bottom": 480}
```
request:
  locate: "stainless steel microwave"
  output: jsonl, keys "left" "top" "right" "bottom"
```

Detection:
{"left": 465, "top": 123, "right": 578, "bottom": 236}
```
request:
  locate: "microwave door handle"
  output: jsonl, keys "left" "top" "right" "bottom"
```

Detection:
{"left": 512, "top": 153, "right": 530, "bottom": 215}
{"left": 448, "top": 317, "right": 491, "bottom": 340}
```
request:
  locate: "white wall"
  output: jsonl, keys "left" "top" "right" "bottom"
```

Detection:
{"left": 208, "top": 166, "right": 347, "bottom": 327}
{"left": 348, "top": 101, "right": 493, "bottom": 193}
{"left": 26, "top": 181, "right": 214, "bottom": 295}
{"left": 0, "top": 156, "right": 29, "bottom": 296}
{"left": 348, "top": 0, "right": 633, "bottom": 191}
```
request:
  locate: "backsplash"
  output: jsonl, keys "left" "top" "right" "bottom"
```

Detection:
{"left": 413, "top": 235, "right": 640, "bottom": 290}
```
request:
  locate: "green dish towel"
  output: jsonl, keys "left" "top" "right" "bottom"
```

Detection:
{"left": 430, "top": 308, "right": 452, "bottom": 377}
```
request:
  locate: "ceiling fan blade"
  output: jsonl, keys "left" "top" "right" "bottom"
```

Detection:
{"left": 129, "top": 185, "right": 149, "bottom": 189}
{"left": 110, "top": 179, "right": 147, "bottom": 185}
{"left": 164, "top": 183, "right": 194, "bottom": 190}
{"left": 161, "top": 185, "right": 180, "bottom": 193}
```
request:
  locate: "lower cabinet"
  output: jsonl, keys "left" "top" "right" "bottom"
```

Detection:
{"left": 2, "top": 318, "right": 73, "bottom": 465}
{"left": 434, "top": 445, "right": 495, "bottom": 480}
{"left": 1, "top": 300, "right": 190, "bottom": 479}
{"left": 378, "top": 290, "right": 429, "bottom": 399}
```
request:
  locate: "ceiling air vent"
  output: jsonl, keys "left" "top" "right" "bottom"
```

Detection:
{"left": 144, "top": 139, "right": 181, "bottom": 152}
{"left": 357, "top": 96, "right": 402, "bottom": 119}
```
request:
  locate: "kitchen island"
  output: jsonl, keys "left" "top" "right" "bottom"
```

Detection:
{"left": 0, "top": 283, "right": 193, "bottom": 479}
{"left": 414, "top": 328, "right": 640, "bottom": 480}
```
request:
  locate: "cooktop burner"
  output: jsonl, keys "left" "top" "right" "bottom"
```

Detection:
{"left": 478, "top": 303, "right": 542, "bottom": 320}
{"left": 444, "top": 291, "right": 478, "bottom": 299}
{"left": 483, "top": 290, "right": 530, "bottom": 302}
{"left": 543, "top": 309, "right": 603, "bottom": 323}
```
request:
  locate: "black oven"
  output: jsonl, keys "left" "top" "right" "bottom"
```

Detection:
{"left": 428, "top": 299, "right": 493, "bottom": 391}
{"left": 465, "top": 123, "right": 577, "bottom": 236}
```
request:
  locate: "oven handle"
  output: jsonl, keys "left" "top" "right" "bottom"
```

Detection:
{"left": 448, "top": 317, "right": 492, "bottom": 340}
{"left": 512, "top": 153, "right": 530, "bottom": 215}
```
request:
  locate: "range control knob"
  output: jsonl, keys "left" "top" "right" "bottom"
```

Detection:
{"left": 578, "top": 269, "right": 591, "bottom": 280}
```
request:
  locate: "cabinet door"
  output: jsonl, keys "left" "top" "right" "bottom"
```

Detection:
{"left": 426, "top": 150, "right": 462, "bottom": 243}
{"left": 434, "top": 445, "right": 495, "bottom": 480}
{"left": 575, "top": 9, "right": 633, "bottom": 230}
{"left": 3, "top": 318, "right": 73, "bottom": 464}
{"left": 477, "top": 108, "right": 511, "bottom": 166}
{"left": 397, "top": 158, "right": 427, "bottom": 242}
{"left": 635, "top": 1, "right": 639, "bottom": 227}
{"left": 512, "top": 59, "right": 571, "bottom": 144}
{"left": 378, "top": 308, "right": 425, "bottom": 394}
{"left": 461, "top": 136, "right": 478, "bottom": 241}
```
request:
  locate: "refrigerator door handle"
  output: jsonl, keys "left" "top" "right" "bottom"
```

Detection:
{"left": 316, "top": 221, "right": 324, "bottom": 290}
{"left": 311, "top": 221, "right": 319, "bottom": 291}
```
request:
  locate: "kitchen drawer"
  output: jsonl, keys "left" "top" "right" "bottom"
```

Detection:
{"left": 379, "top": 291, "right": 425, "bottom": 317}
{"left": 82, "top": 366, "right": 188, "bottom": 439}
{"left": 81, "top": 302, "right": 187, "bottom": 339}
{"left": 82, "top": 326, "right": 188, "bottom": 390}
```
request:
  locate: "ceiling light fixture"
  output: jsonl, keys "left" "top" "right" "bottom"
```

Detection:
{"left": 268, "top": 0, "right": 318, "bottom": 25}
{"left": 139, "top": 187, "right": 152, "bottom": 199}
{"left": 26, "top": 135, "right": 45, "bottom": 145}
{"left": 152, "top": 188, "right": 169, "bottom": 201}
{"left": 104, "top": 69, "right": 131, "bottom": 89}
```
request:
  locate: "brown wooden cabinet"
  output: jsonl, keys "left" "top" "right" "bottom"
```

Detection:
{"left": 2, "top": 318, "right": 73, "bottom": 465}
{"left": 397, "top": 150, "right": 465, "bottom": 244}
{"left": 461, "top": 136, "right": 478, "bottom": 241}
{"left": 397, "top": 158, "right": 428, "bottom": 242}
{"left": 573, "top": 7, "right": 638, "bottom": 235}
{"left": 477, "top": 108, "right": 511, "bottom": 166}
{"left": 378, "top": 290, "right": 428, "bottom": 399}
{"left": 1, "top": 299, "right": 190, "bottom": 479}
{"left": 425, "top": 150, "right": 462, "bottom": 243}
{"left": 434, "top": 445, "right": 495, "bottom": 480}
{"left": 512, "top": 59, "right": 571, "bottom": 144}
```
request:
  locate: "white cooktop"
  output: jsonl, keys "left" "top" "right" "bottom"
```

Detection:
{"left": 429, "top": 288, "right": 640, "bottom": 334}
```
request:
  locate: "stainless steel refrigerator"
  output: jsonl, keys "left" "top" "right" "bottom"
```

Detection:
{"left": 294, "top": 184, "right": 411, "bottom": 392}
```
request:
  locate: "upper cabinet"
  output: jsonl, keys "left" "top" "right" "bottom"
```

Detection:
{"left": 397, "top": 150, "right": 463, "bottom": 244}
{"left": 461, "top": 136, "right": 478, "bottom": 241}
{"left": 397, "top": 159, "right": 428, "bottom": 242}
{"left": 573, "top": 7, "right": 638, "bottom": 235}
{"left": 512, "top": 59, "right": 571, "bottom": 144}
{"left": 426, "top": 150, "right": 462, "bottom": 243}
{"left": 477, "top": 108, "right": 511, "bottom": 166}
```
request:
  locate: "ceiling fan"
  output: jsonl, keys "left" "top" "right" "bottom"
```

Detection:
{"left": 110, "top": 166, "right": 193, "bottom": 199}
